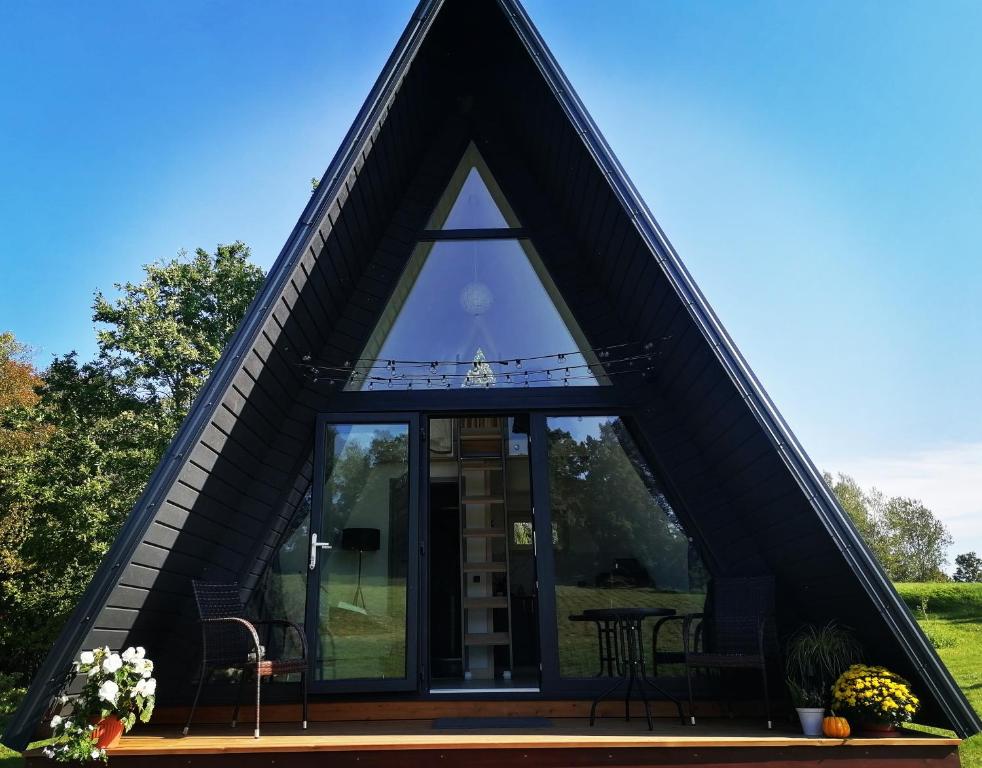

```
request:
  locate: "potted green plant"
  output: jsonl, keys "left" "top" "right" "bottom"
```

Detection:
{"left": 785, "top": 622, "right": 860, "bottom": 736}
{"left": 45, "top": 646, "right": 156, "bottom": 763}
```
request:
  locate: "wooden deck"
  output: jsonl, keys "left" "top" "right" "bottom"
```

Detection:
{"left": 26, "top": 716, "right": 961, "bottom": 767}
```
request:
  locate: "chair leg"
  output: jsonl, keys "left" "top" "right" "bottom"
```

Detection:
{"left": 685, "top": 664, "right": 696, "bottom": 726}
{"left": 301, "top": 671, "right": 308, "bottom": 729}
{"left": 231, "top": 671, "right": 246, "bottom": 727}
{"left": 720, "top": 669, "right": 733, "bottom": 719}
{"left": 760, "top": 663, "right": 772, "bottom": 730}
{"left": 254, "top": 670, "right": 261, "bottom": 739}
{"left": 183, "top": 666, "right": 207, "bottom": 736}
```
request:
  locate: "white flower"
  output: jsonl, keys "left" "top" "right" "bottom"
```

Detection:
{"left": 58, "top": 694, "right": 69, "bottom": 705}
{"left": 103, "top": 653, "right": 123, "bottom": 673}
{"left": 144, "top": 678, "right": 156, "bottom": 696}
{"left": 42, "top": 747, "right": 55, "bottom": 758}
{"left": 98, "top": 680, "right": 119, "bottom": 705}
{"left": 80, "top": 650, "right": 95, "bottom": 665}
{"left": 91, "top": 749, "right": 101, "bottom": 759}
{"left": 122, "top": 647, "right": 137, "bottom": 662}
{"left": 135, "top": 646, "right": 146, "bottom": 659}
{"left": 50, "top": 714, "right": 63, "bottom": 729}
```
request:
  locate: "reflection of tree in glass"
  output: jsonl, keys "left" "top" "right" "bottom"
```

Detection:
{"left": 324, "top": 429, "right": 408, "bottom": 540}
{"left": 547, "top": 420, "right": 699, "bottom": 591}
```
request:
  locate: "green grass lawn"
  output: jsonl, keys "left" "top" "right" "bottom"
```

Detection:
{"left": 2, "top": 582, "right": 980, "bottom": 766}
{"left": 896, "top": 582, "right": 982, "bottom": 767}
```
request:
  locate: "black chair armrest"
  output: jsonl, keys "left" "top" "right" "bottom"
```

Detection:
{"left": 681, "top": 613, "right": 705, "bottom": 655}
{"left": 756, "top": 615, "right": 772, "bottom": 657}
{"left": 201, "top": 616, "right": 264, "bottom": 663}
{"left": 254, "top": 619, "right": 308, "bottom": 659}
{"left": 651, "top": 615, "right": 685, "bottom": 657}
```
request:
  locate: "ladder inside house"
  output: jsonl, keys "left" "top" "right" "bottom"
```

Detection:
{"left": 457, "top": 417, "right": 513, "bottom": 680}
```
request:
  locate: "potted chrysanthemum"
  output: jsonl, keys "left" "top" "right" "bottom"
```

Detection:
{"left": 831, "top": 664, "right": 920, "bottom": 735}
{"left": 45, "top": 646, "right": 156, "bottom": 763}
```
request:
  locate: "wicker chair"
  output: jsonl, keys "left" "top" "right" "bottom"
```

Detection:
{"left": 183, "top": 581, "right": 308, "bottom": 738}
{"left": 653, "top": 576, "right": 778, "bottom": 729}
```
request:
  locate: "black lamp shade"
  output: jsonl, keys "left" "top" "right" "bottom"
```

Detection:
{"left": 341, "top": 527, "right": 380, "bottom": 552}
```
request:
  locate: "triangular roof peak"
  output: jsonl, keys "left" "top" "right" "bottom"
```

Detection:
{"left": 4, "top": 0, "right": 978, "bottom": 750}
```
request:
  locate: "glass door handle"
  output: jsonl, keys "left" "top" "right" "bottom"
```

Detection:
{"left": 309, "top": 533, "right": 333, "bottom": 570}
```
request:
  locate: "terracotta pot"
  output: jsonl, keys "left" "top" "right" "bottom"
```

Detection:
{"left": 860, "top": 719, "right": 898, "bottom": 737}
{"left": 93, "top": 716, "right": 125, "bottom": 749}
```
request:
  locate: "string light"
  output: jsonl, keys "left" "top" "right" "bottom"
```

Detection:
{"left": 295, "top": 338, "right": 673, "bottom": 389}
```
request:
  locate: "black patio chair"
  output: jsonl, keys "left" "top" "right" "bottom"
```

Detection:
{"left": 183, "top": 581, "right": 308, "bottom": 739}
{"left": 652, "top": 576, "right": 778, "bottom": 729}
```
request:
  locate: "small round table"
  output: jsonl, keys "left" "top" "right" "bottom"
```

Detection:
{"left": 578, "top": 607, "right": 685, "bottom": 730}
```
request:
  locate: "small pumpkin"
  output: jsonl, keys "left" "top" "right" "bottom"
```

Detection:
{"left": 823, "top": 715, "right": 851, "bottom": 739}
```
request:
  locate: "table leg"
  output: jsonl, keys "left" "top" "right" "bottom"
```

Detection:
{"left": 590, "top": 677, "right": 625, "bottom": 726}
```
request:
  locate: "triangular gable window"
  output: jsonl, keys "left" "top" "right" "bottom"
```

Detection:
{"left": 426, "top": 143, "right": 520, "bottom": 230}
{"left": 347, "top": 145, "right": 605, "bottom": 390}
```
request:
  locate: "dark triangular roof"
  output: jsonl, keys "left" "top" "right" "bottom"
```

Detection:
{"left": 5, "top": 0, "right": 978, "bottom": 749}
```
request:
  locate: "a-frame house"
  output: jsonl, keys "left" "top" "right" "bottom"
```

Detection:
{"left": 7, "top": 0, "right": 979, "bottom": 764}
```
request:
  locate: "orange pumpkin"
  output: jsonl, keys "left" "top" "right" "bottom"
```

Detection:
{"left": 823, "top": 715, "right": 851, "bottom": 739}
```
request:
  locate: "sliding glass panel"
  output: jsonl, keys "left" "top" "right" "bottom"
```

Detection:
{"left": 544, "top": 416, "right": 708, "bottom": 678}
{"left": 310, "top": 422, "right": 413, "bottom": 686}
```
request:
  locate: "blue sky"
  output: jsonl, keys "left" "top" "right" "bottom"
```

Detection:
{"left": 1, "top": 1, "right": 980, "bottom": 559}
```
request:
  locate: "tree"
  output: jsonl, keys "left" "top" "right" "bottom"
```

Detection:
{"left": 0, "top": 244, "right": 266, "bottom": 679}
{"left": 824, "top": 472, "right": 890, "bottom": 567}
{"left": 953, "top": 552, "right": 982, "bottom": 583}
{"left": 826, "top": 472, "right": 952, "bottom": 582}
{"left": 879, "top": 497, "right": 952, "bottom": 582}
{"left": 0, "top": 333, "right": 49, "bottom": 667}
{"left": 0, "top": 354, "right": 158, "bottom": 675}
{"left": 93, "top": 241, "right": 265, "bottom": 425}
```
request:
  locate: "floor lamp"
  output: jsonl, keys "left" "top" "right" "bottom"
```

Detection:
{"left": 341, "top": 527, "right": 380, "bottom": 610}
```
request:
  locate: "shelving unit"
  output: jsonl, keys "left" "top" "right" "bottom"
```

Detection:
{"left": 457, "top": 417, "right": 513, "bottom": 680}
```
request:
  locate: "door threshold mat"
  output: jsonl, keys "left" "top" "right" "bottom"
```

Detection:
{"left": 432, "top": 717, "right": 553, "bottom": 729}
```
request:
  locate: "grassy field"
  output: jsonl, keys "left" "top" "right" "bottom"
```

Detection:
{"left": 895, "top": 582, "right": 982, "bottom": 767}
{"left": 2, "top": 582, "right": 980, "bottom": 766}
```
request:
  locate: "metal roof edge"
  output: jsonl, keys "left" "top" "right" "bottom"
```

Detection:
{"left": 1, "top": 0, "right": 443, "bottom": 751}
{"left": 496, "top": 0, "right": 980, "bottom": 739}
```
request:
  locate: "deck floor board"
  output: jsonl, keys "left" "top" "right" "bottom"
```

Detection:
{"left": 102, "top": 718, "right": 959, "bottom": 756}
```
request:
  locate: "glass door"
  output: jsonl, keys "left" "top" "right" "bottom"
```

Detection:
{"left": 305, "top": 414, "right": 419, "bottom": 692}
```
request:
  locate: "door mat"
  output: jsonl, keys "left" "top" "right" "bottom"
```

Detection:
{"left": 432, "top": 717, "right": 553, "bottom": 729}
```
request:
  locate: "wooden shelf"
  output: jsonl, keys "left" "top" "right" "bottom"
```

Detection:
{"left": 464, "top": 632, "right": 512, "bottom": 646}
{"left": 463, "top": 597, "right": 508, "bottom": 609}
{"left": 459, "top": 460, "right": 504, "bottom": 470}
{"left": 454, "top": 418, "right": 513, "bottom": 682}
{"left": 462, "top": 561, "right": 507, "bottom": 573}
